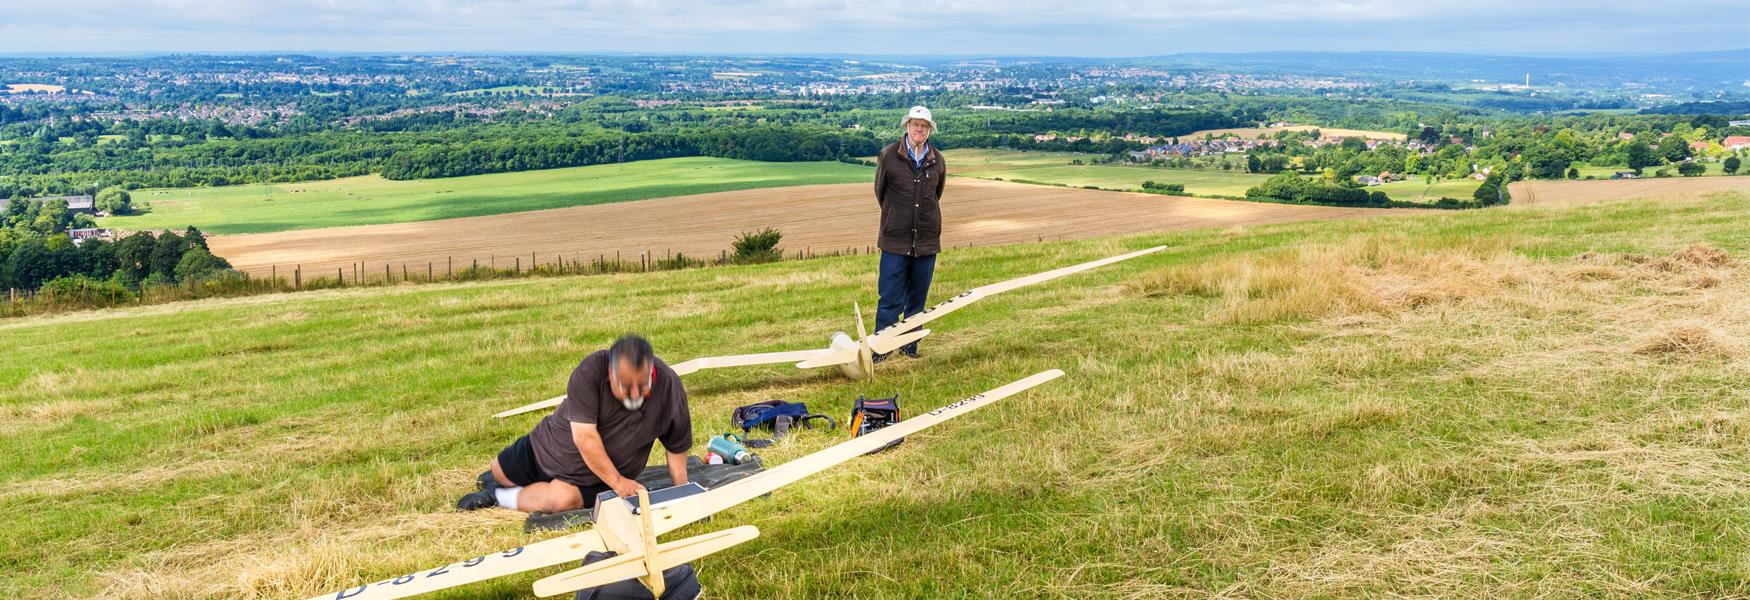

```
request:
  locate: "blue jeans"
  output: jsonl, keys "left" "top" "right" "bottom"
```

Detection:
{"left": 876, "top": 251, "right": 936, "bottom": 354}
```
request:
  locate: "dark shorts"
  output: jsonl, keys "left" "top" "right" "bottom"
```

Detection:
{"left": 495, "top": 435, "right": 614, "bottom": 508}
{"left": 496, "top": 435, "right": 549, "bottom": 487}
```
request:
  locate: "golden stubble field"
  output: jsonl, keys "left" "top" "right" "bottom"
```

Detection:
{"left": 209, "top": 178, "right": 1405, "bottom": 276}
{"left": 1509, "top": 176, "right": 1750, "bottom": 208}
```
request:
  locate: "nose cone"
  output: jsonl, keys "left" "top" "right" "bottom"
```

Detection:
{"left": 829, "top": 332, "right": 873, "bottom": 380}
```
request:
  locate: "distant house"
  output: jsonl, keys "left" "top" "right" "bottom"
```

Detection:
{"left": 1730, "top": 120, "right": 1750, "bottom": 128}
{"left": 1618, "top": 132, "right": 1635, "bottom": 141}
{"left": 1724, "top": 136, "right": 1750, "bottom": 150}
{"left": 1612, "top": 171, "right": 1640, "bottom": 179}
{"left": 1357, "top": 175, "right": 1383, "bottom": 186}
{"left": 67, "top": 228, "right": 114, "bottom": 246}
{"left": 0, "top": 199, "right": 8, "bottom": 213}
{"left": 1689, "top": 141, "right": 1711, "bottom": 152}
{"left": 29, "top": 195, "right": 95, "bottom": 214}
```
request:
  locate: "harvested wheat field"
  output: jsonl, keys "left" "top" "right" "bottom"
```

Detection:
{"left": 1510, "top": 176, "right": 1750, "bottom": 208}
{"left": 210, "top": 178, "right": 1409, "bottom": 276}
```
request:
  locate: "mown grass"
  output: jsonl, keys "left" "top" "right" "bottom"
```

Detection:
{"left": 9, "top": 191, "right": 1750, "bottom": 598}
{"left": 1373, "top": 177, "right": 1485, "bottom": 203}
{"left": 101, "top": 157, "right": 873, "bottom": 235}
{"left": 941, "top": 149, "right": 1269, "bottom": 197}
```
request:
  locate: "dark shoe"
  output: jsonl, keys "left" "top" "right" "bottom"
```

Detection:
{"left": 477, "top": 470, "right": 501, "bottom": 491}
{"left": 900, "top": 347, "right": 921, "bottom": 359}
{"left": 872, "top": 352, "right": 890, "bottom": 364}
{"left": 457, "top": 490, "right": 497, "bottom": 511}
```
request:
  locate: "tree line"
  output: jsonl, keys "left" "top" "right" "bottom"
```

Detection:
{"left": 1, "top": 197, "right": 233, "bottom": 296}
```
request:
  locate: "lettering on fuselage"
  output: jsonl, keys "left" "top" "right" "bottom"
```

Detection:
{"left": 333, "top": 546, "right": 526, "bottom": 599}
{"left": 926, "top": 392, "right": 988, "bottom": 417}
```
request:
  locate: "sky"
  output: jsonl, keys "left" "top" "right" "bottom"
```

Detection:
{"left": 1, "top": 0, "right": 1747, "bottom": 57}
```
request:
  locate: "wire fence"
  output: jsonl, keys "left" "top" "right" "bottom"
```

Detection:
{"left": 2, "top": 243, "right": 915, "bottom": 319}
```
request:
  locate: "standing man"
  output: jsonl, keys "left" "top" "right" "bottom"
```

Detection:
{"left": 872, "top": 105, "right": 946, "bottom": 361}
{"left": 458, "top": 335, "right": 693, "bottom": 513}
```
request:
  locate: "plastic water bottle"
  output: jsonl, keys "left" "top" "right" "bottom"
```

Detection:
{"left": 708, "top": 434, "right": 753, "bottom": 465}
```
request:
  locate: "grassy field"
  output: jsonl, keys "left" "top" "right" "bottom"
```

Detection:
{"left": 1373, "top": 177, "right": 1485, "bottom": 202}
{"left": 101, "top": 157, "right": 874, "bottom": 235}
{"left": 942, "top": 149, "right": 1269, "bottom": 197}
{"left": 8, "top": 188, "right": 1750, "bottom": 598}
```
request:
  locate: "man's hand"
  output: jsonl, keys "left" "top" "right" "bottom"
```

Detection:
{"left": 609, "top": 477, "right": 646, "bottom": 498}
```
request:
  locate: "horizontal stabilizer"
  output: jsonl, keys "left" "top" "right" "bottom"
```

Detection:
{"left": 531, "top": 526, "right": 759, "bottom": 598}
{"left": 794, "top": 348, "right": 858, "bottom": 369}
{"left": 528, "top": 551, "right": 648, "bottom": 598}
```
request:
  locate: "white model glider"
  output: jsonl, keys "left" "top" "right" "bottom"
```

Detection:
{"left": 493, "top": 245, "right": 1162, "bottom": 419}
{"left": 308, "top": 369, "right": 1064, "bottom": 600}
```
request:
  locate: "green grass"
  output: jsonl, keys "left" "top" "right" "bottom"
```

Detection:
{"left": 1373, "top": 177, "right": 1485, "bottom": 202}
{"left": 941, "top": 148, "right": 1268, "bottom": 197}
{"left": 9, "top": 191, "right": 1750, "bottom": 598}
{"left": 100, "top": 157, "right": 873, "bottom": 234}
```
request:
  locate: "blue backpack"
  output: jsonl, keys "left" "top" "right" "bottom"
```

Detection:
{"left": 731, "top": 400, "right": 836, "bottom": 448}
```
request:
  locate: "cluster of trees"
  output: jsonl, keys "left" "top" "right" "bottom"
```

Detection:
{"left": 1, "top": 196, "right": 232, "bottom": 293}
{"left": 1140, "top": 181, "right": 1186, "bottom": 194}
{"left": 1227, "top": 115, "right": 1750, "bottom": 189}
{"left": 1470, "top": 171, "right": 1512, "bottom": 207}
{"left": 1245, "top": 172, "right": 1392, "bottom": 207}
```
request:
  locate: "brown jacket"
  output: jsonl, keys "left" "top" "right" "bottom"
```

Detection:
{"left": 874, "top": 140, "right": 947, "bottom": 256}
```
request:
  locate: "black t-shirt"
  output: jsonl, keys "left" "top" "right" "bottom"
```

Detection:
{"left": 529, "top": 350, "right": 692, "bottom": 486}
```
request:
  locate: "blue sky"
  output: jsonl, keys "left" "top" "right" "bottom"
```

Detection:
{"left": 2, "top": 1, "right": 1746, "bottom": 56}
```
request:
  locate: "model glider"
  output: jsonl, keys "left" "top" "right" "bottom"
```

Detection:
{"left": 493, "top": 245, "right": 1161, "bottom": 419}
{"left": 307, "top": 369, "right": 1065, "bottom": 600}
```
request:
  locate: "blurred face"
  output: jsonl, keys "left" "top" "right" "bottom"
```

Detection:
{"left": 906, "top": 119, "right": 933, "bottom": 145}
{"left": 608, "top": 358, "right": 654, "bottom": 410}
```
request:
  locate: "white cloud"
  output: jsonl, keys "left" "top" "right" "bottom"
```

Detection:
{"left": 0, "top": 0, "right": 1744, "bottom": 55}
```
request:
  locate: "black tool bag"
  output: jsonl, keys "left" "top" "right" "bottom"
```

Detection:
{"left": 573, "top": 551, "right": 701, "bottom": 600}
{"left": 850, "top": 394, "right": 904, "bottom": 454}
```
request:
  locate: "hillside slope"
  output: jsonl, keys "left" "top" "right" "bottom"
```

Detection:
{"left": 6, "top": 191, "right": 1750, "bottom": 598}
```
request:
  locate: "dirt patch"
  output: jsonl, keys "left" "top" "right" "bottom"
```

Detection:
{"left": 210, "top": 179, "right": 1408, "bottom": 276}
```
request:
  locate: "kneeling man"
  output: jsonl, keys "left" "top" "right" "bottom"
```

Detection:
{"left": 459, "top": 334, "right": 693, "bottom": 513}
